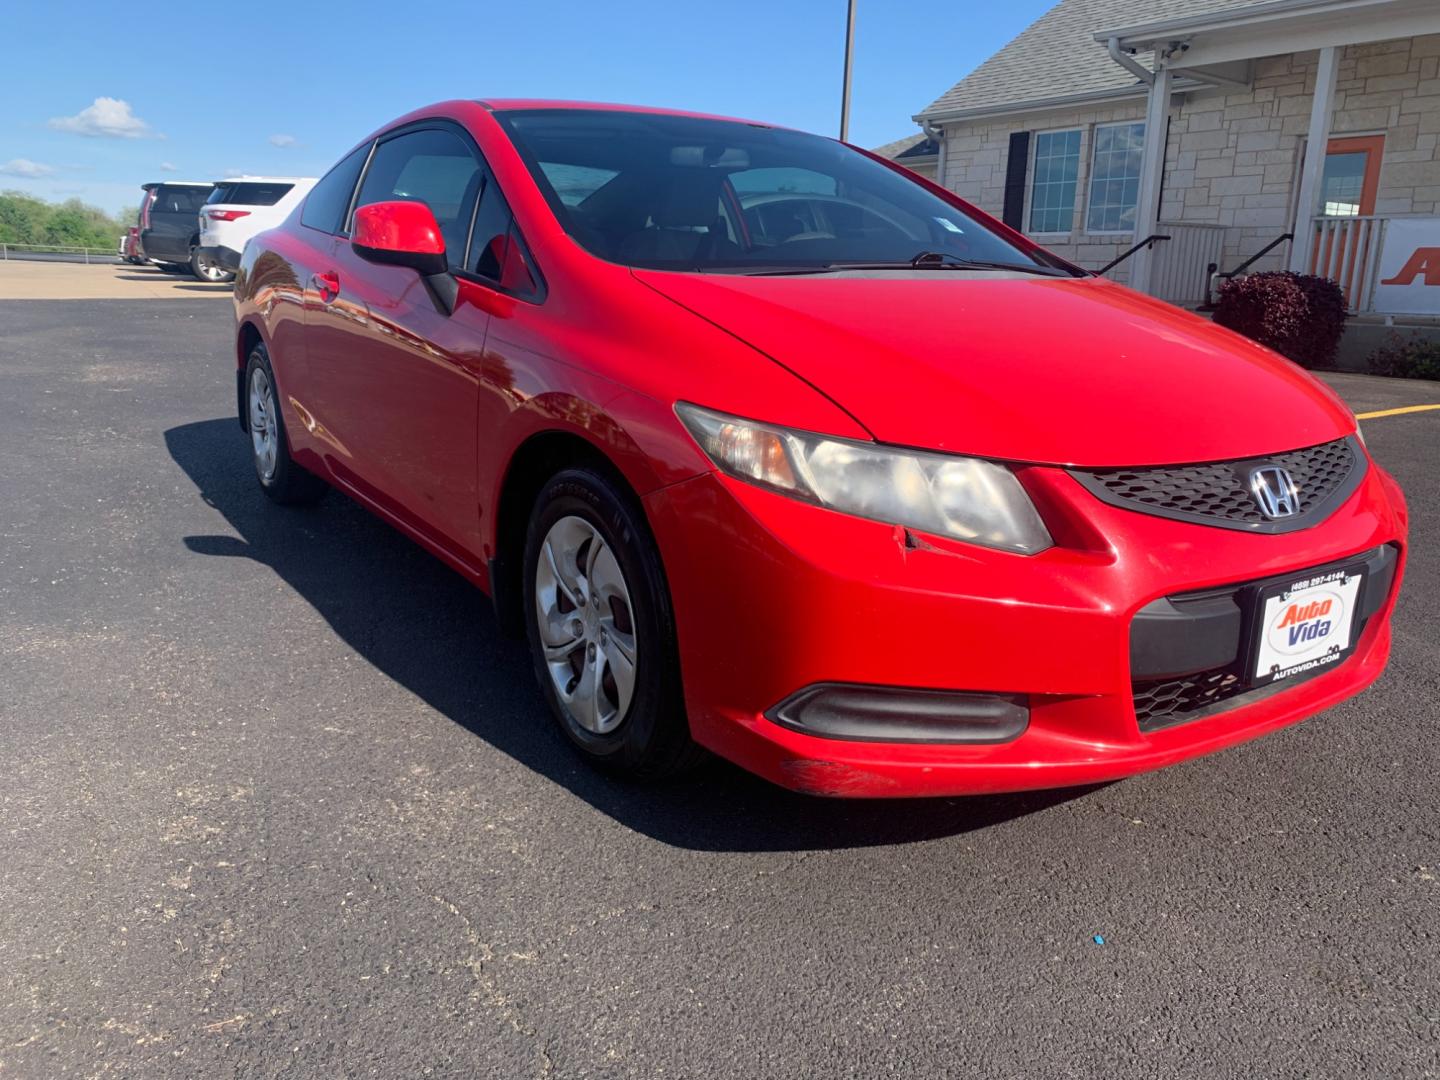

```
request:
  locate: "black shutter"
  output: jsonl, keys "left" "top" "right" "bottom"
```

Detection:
{"left": 1002, "top": 131, "right": 1031, "bottom": 230}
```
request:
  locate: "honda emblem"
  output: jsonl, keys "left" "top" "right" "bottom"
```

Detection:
{"left": 1250, "top": 466, "right": 1300, "bottom": 519}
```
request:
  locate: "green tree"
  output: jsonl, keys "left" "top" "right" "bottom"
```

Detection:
{"left": 0, "top": 190, "right": 130, "bottom": 249}
{"left": 0, "top": 191, "right": 48, "bottom": 244}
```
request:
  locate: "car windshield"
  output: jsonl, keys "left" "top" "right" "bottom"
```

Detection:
{"left": 495, "top": 108, "right": 1068, "bottom": 275}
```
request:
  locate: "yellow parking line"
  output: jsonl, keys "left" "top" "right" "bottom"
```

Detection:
{"left": 1354, "top": 403, "right": 1440, "bottom": 420}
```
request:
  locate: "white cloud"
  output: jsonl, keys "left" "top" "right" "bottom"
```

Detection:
{"left": 223, "top": 168, "right": 246, "bottom": 178}
{"left": 48, "top": 97, "right": 158, "bottom": 139}
{"left": 0, "top": 158, "right": 55, "bottom": 178}
{"left": 159, "top": 161, "right": 177, "bottom": 172}
{"left": 268, "top": 133, "right": 298, "bottom": 148}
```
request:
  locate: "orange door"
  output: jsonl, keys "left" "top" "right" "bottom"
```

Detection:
{"left": 1310, "top": 135, "right": 1385, "bottom": 304}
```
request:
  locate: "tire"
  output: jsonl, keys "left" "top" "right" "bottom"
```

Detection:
{"left": 522, "top": 466, "right": 702, "bottom": 780}
{"left": 191, "top": 247, "right": 235, "bottom": 283}
{"left": 243, "top": 343, "right": 327, "bottom": 506}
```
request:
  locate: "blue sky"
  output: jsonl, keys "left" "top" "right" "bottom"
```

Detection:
{"left": 2, "top": 0, "right": 1052, "bottom": 215}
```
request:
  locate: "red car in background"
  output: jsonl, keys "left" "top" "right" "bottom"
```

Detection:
{"left": 119, "top": 226, "right": 142, "bottom": 264}
{"left": 231, "top": 100, "right": 1406, "bottom": 798}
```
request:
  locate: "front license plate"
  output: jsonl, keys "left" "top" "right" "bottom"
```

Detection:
{"left": 1251, "top": 565, "right": 1364, "bottom": 686}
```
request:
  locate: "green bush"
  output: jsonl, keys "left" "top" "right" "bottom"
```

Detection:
{"left": 1367, "top": 332, "right": 1440, "bottom": 381}
{"left": 1212, "top": 271, "right": 1348, "bottom": 369}
{"left": 0, "top": 190, "right": 131, "bottom": 250}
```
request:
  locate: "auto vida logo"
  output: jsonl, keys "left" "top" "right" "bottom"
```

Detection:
{"left": 1250, "top": 465, "right": 1300, "bottom": 519}
{"left": 1267, "top": 588, "right": 1342, "bottom": 655}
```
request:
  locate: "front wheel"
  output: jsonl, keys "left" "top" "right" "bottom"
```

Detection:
{"left": 522, "top": 467, "right": 702, "bottom": 780}
{"left": 191, "top": 247, "right": 235, "bottom": 283}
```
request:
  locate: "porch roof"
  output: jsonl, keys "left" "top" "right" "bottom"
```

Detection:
{"left": 914, "top": 0, "right": 1266, "bottom": 124}
{"left": 1097, "top": 0, "right": 1440, "bottom": 68}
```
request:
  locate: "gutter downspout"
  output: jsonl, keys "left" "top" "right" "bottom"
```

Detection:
{"left": 924, "top": 122, "right": 947, "bottom": 189}
{"left": 1106, "top": 36, "right": 1155, "bottom": 84}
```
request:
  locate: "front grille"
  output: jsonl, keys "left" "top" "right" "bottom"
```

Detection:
{"left": 1071, "top": 437, "right": 1363, "bottom": 532}
{"left": 1132, "top": 671, "right": 1247, "bottom": 730}
{"left": 1129, "top": 543, "right": 1397, "bottom": 732}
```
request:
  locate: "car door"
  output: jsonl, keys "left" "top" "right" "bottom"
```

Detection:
{"left": 304, "top": 124, "right": 491, "bottom": 564}
{"left": 148, "top": 184, "right": 209, "bottom": 262}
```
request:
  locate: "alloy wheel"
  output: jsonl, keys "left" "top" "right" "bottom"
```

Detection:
{"left": 194, "top": 251, "right": 228, "bottom": 282}
{"left": 533, "top": 515, "right": 639, "bottom": 735}
{"left": 248, "top": 367, "right": 278, "bottom": 482}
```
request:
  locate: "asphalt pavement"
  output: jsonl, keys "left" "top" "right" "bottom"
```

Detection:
{"left": 2, "top": 297, "right": 1438, "bottom": 1079}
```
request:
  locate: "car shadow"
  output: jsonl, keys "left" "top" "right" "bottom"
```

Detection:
{"left": 165, "top": 418, "right": 1100, "bottom": 852}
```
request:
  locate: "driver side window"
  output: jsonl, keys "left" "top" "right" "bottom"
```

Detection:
{"left": 353, "top": 128, "right": 483, "bottom": 272}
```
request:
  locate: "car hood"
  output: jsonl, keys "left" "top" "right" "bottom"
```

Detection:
{"left": 633, "top": 270, "right": 1355, "bottom": 467}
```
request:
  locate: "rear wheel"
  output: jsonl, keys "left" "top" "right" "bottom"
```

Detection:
{"left": 522, "top": 467, "right": 702, "bottom": 779}
{"left": 244, "top": 343, "right": 326, "bottom": 506}
{"left": 191, "top": 247, "right": 235, "bottom": 283}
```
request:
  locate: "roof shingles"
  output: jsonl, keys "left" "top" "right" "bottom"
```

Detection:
{"left": 917, "top": 0, "right": 1268, "bottom": 119}
{"left": 870, "top": 133, "right": 940, "bottom": 160}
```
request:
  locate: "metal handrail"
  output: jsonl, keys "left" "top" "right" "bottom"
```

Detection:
{"left": 1218, "top": 232, "right": 1294, "bottom": 281}
{"left": 0, "top": 242, "right": 122, "bottom": 263}
{"left": 1094, "top": 234, "right": 1170, "bottom": 276}
{"left": 1198, "top": 231, "right": 1296, "bottom": 309}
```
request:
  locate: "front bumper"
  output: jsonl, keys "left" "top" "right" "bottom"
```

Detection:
{"left": 644, "top": 458, "right": 1407, "bottom": 797}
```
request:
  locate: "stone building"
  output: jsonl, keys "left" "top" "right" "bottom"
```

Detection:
{"left": 883, "top": 0, "right": 1440, "bottom": 320}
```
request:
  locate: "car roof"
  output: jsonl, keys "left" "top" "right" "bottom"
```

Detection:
{"left": 142, "top": 181, "right": 214, "bottom": 190}
{"left": 476, "top": 98, "right": 783, "bottom": 129}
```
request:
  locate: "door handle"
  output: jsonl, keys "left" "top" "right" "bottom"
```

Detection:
{"left": 311, "top": 270, "right": 340, "bottom": 302}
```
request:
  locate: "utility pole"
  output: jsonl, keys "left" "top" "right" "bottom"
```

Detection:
{"left": 840, "top": 0, "right": 856, "bottom": 142}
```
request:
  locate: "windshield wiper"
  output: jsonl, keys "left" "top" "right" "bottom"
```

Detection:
{"left": 908, "top": 251, "right": 1070, "bottom": 275}
{"left": 741, "top": 256, "right": 1068, "bottom": 278}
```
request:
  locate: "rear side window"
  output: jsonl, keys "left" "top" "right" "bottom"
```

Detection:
{"left": 729, "top": 167, "right": 837, "bottom": 197}
{"left": 354, "top": 128, "right": 483, "bottom": 268}
{"left": 207, "top": 182, "right": 294, "bottom": 206}
{"left": 152, "top": 185, "right": 210, "bottom": 213}
{"left": 301, "top": 144, "right": 371, "bottom": 235}
{"left": 537, "top": 163, "right": 618, "bottom": 206}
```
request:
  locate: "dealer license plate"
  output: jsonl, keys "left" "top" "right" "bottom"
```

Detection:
{"left": 1251, "top": 565, "right": 1364, "bottom": 686}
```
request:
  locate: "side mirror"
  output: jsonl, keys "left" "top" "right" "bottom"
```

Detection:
{"left": 352, "top": 200, "right": 449, "bottom": 277}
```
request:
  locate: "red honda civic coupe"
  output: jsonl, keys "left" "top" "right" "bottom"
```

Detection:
{"left": 231, "top": 99, "right": 1406, "bottom": 798}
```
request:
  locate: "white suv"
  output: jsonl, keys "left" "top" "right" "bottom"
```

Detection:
{"left": 194, "top": 176, "right": 317, "bottom": 282}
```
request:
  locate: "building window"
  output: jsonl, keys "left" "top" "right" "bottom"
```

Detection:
{"left": 1321, "top": 153, "right": 1366, "bottom": 215}
{"left": 1028, "top": 129, "right": 1080, "bottom": 234}
{"left": 1086, "top": 121, "right": 1145, "bottom": 233}
{"left": 1318, "top": 135, "right": 1384, "bottom": 217}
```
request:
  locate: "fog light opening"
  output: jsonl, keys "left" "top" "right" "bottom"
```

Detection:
{"left": 766, "top": 683, "right": 1029, "bottom": 745}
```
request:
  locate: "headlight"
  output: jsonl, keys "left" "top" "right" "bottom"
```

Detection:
{"left": 675, "top": 403, "right": 1052, "bottom": 554}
